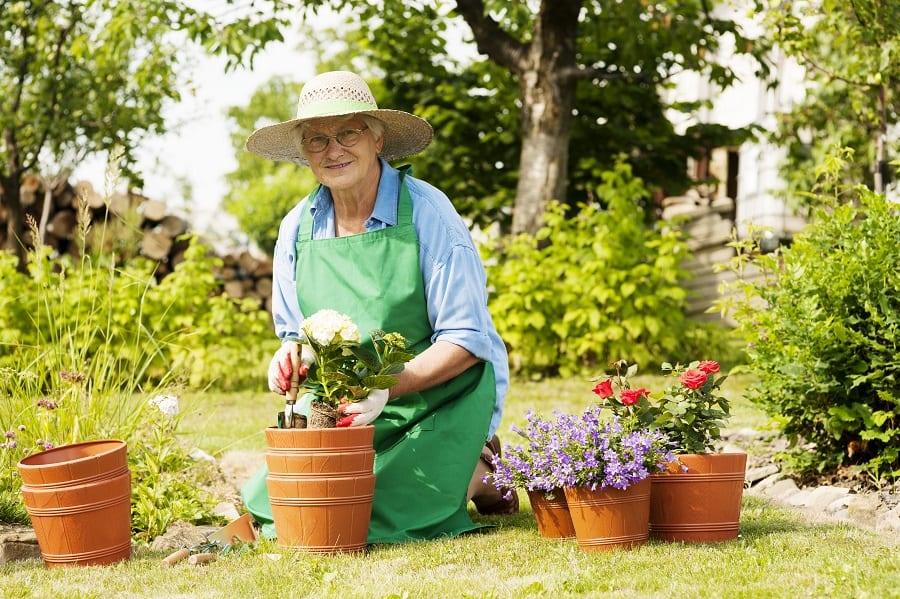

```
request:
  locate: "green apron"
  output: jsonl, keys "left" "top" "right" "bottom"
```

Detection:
{"left": 242, "top": 167, "right": 496, "bottom": 544}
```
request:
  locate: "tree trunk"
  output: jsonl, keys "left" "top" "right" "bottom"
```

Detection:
{"left": 1, "top": 175, "right": 28, "bottom": 273}
{"left": 874, "top": 84, "right": 887, "bottom": 194}
{"left": 513, "top": 71, "right": 576, "bottom": 235}
{"left": 456, "top": 0, "right": 581, "bottom": 236}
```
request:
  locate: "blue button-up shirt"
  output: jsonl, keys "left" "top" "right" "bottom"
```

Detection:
{"left": 270, "top": 159, "right": 509, "bottom": 437}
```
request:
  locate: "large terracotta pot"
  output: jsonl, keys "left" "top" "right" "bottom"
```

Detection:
{"left": 649, "top": 452, "right": 747, "bottom": 543}
{"left": 17, "top": 440, "right": 132, "bottom": 567}
{"left": 563, "top": 477, "right": 651, "bottom": 552}
{"left": 527, "top": 488, "right": 576, "bottom": 540}
{"left": 265, "top": 426, "right": 375, "bottom": 554}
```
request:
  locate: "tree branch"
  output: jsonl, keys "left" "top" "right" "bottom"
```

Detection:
{"left": 21, "top": 5, "right": 79, "bottom": 175}
{"left": 453, "top": 0, "right": 529, "bottom": 73}
{"left": 558, "top": 64, "right": 662, "bottom": 85}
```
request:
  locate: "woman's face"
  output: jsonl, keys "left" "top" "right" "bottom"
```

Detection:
{"left": 299, "top": 116, "right": 384, "bottom": 194}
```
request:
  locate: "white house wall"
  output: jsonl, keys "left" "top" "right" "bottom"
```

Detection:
{"left": 665, "top": 3, "right": 810, "bottom": 240}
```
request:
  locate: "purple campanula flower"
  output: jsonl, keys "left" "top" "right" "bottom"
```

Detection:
{"left": 486, "top": 404, "right": 677, "bottom": 496}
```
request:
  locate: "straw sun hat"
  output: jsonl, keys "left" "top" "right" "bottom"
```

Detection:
{"left": 245, "top": 70, "right": 434, "bottom": 166}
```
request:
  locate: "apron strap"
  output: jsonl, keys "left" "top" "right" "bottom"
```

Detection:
{"left": 297, "top": 185, "right": 320, "bottom": 240}
{"left": 397, "top": 165, "right": 413, "bottom": 226}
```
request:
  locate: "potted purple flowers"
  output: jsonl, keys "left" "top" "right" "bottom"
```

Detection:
{"left": 490, "top": 405, "right": 677, "bottom": 550}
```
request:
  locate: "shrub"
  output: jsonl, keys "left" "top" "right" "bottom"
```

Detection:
{"left": 716, "top": 148, "right": 900, "bottom": 480}
{"left": 483, "top": 159, "right": 714, "bottom": 378}
{"left": 0, "top": 223, "right": 276, "bottom": 392}
{"left": 129, "top": 395, "right": 222, "bottom": 542}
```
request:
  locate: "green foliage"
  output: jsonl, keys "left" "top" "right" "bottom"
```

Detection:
{"left": 353, "top": 331, "right": 416, "bottom": 390}
{"left": 302, "top": 312, "right": 414, "bottom": 407}
{"left": 140, "top": 239, "right": 277, "bottom": 390}
{"left": 651, "top": 361, "right": 731, "bottom": 454}
{"left": 129, "top": 401, "right": 221, "bottom": 542}
{"left": 716, "top": 148, "right": 900, "bottom": 479}
{"left": 0, "top": 226, "right": 275, "bottom": 391}
{"left": 594, "top": 359, "right": 732, "bottom": 454}
{"left": 760, "top": 0, "right": 900, "bottom": 204}
{"left": 1, "top": 0, "right": 290, "bottom": 267}
{"left": 484, "top": 160, "right": 701, "bottom": 378}
{"left": 223, "top": 77, "right": 319, "bottom": 254}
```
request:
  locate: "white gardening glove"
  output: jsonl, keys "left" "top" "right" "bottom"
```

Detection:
{"left": 267, "top": 342, "right": 315, "bottom": 395}
{"left": 336, "top": 388, "right": 389, "bottom": 427}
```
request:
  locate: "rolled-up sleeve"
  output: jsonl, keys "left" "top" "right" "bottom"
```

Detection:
{"left": 424, "top": 243, "right": 493, "bottom": 360}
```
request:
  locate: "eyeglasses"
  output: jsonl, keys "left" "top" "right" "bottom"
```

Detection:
{"left": 300, "top": 126, "right": 370, "bottom": 153}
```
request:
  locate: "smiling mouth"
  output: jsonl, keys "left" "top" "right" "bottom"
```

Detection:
{"left": 325, "top": 160, "right": 351, "bottom": 169}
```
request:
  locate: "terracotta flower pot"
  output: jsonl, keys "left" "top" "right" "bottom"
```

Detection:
{"left": 649, "top": 452, "right": 747, "bottom": 543}
{"left": 563, "top": 478, "right": 651, "bottom": 552}
{"left": 527, "top": 488, "right": 576, "bottom": 540}
{"left": 265, "top": 426, "right": 375, "bottom": 553}
{"left": 17, "top": 440, "right": 132, "bottom": 567}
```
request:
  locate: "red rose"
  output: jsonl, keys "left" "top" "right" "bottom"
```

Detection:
{"left": 620, "top": 388, "right": 649, "bottom": 406}
{"left": 697, "top": 360, "right": 720, "bottom": 374}
{"left": 681, "top": 369, "right": 708, "bottom": 390}
{"left": 592, "top": 379, "right": 614, "bottom": 399}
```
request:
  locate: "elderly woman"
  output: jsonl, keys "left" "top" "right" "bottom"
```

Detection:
{"left": 240, "top": 70, "right": 516, "bottom": 544}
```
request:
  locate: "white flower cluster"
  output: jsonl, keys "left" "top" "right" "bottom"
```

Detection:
{"left": 148, "top": 394, "right": 180, "bottom": 417}
{"left": 303, "top": 309, "right": 360, "bottom": 346}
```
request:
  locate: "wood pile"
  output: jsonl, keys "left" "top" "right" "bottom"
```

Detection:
{"left": 1, "top": 175, "right": 274, "bottom": 312}
{"left": 214, "top": 250, "right": 275, "bottom": 313}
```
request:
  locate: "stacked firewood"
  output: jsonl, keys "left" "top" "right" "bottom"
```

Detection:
{"left": 1, "top": 175, "right": 274, "bottom": 312}
{"left": 214, "top": 250, "right": 275, "bottom": 313}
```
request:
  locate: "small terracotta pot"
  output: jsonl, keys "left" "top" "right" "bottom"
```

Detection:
{"left": 527, "top": 489, "right": 576, "bottom": 540}
{"left": 265, "top": 426, "right": 375, "bottom": 553}
{"left": 17, "top": 440, "right": 132, "bottom": 567}
{"left": 649, "top": 452, "right": 747, "bottom": 543}
{"left": 564, "top": 478, "right": 651, "bottom": 552}
{"left": 208, "top": 512, "right": 258, "bottom": 546}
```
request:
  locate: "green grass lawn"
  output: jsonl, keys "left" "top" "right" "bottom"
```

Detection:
{"left": 3, "top": 374, "right": 899, "bottom": 598}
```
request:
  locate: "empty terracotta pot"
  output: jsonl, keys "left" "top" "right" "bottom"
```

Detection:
{"left": 17, "top": 440, "right": 132, "bottom": 567}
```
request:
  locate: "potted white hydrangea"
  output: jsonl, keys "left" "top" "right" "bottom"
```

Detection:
{"left": 298, "top": 309, "right": 413, "bottom": 428}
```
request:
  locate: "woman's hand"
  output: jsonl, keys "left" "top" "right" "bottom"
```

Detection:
{"left": 267, "top": 342, "right": 315, "bottom": 394}
{"left": 336, "top": 389, "right": 389, "bottom": 427}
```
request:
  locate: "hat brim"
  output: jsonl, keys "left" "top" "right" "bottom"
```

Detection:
{"left": 245, "top": 109, "right": 434, "bottom": 166}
